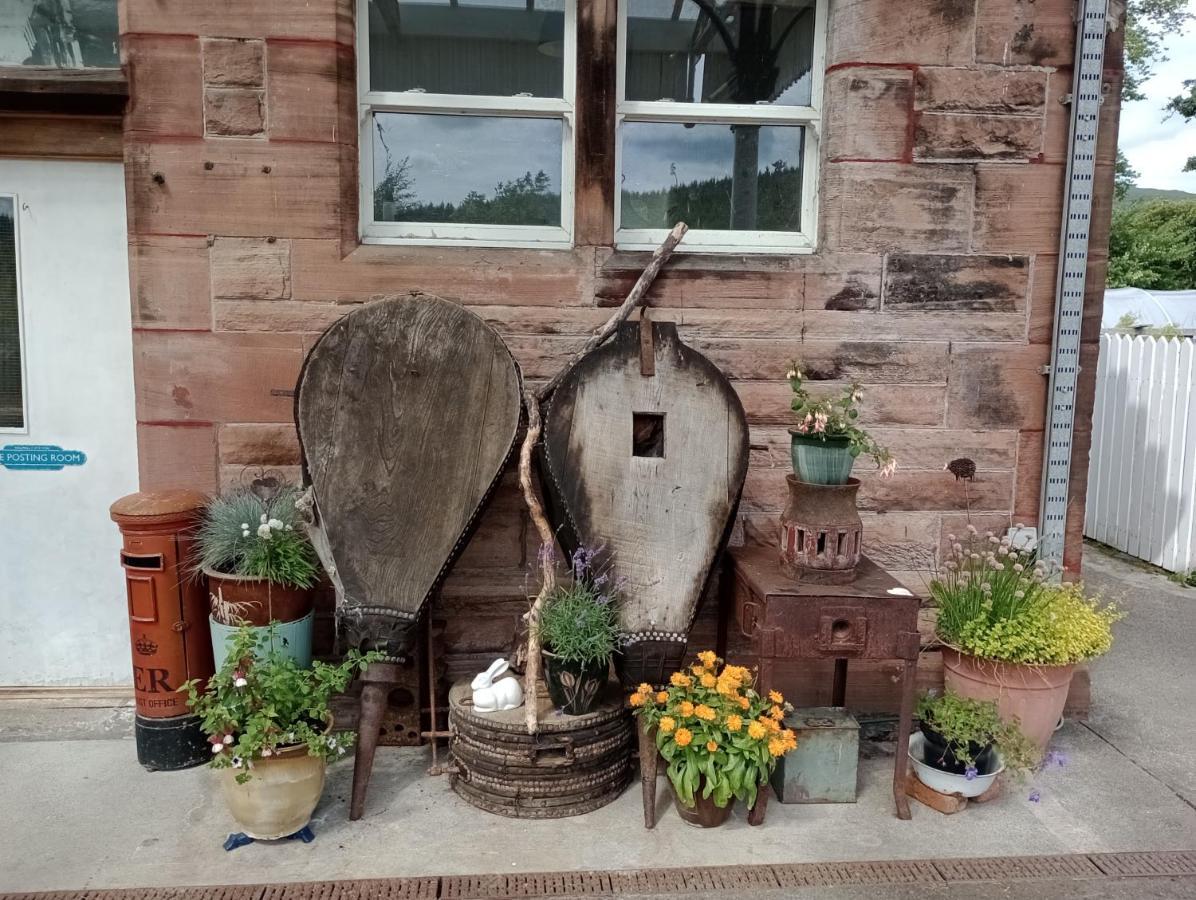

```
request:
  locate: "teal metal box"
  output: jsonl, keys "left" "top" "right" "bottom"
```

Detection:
{"left": 771, "top": 707, "right": 859, "bottom": 803}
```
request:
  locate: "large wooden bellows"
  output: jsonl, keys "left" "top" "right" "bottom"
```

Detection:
{"left": 541, "top": 320, "right": 749, "bottom": 688}
{"left": 295, "top": 294, "right": 522, "bottom": 659}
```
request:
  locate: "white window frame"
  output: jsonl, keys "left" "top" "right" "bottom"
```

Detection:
{"left": 614, "top": 0, "right": 826, "bottom": 254}
{"left": 0, "top": 192, "right": 28, "bottom": 434}
{"left": 356, "top": 0, "right": 577, "bottom": 249}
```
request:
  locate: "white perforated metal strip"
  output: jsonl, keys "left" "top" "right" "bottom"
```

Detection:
{"left": 1037, "top": 0, "right": 1111, "bottom": 568}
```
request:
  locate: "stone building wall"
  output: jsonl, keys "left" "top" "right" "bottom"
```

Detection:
{"left": 120, "top": 0, "right": 1122, "bottom": 686}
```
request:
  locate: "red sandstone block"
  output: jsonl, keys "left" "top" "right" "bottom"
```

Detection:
{"left": 204, "top": 88, "right": 266, "bottom": 136}
{"left": 133, "top": 331, "right": 306, "bottom": 423}
{"left": 1014, "top": 429, "right": 1044, "bottom": 523}
{"left": 821, "top": 162, "right": 974, "bottom": 253}
{"left": 214, "top": 300, "right": 343, "bottom": 333}
{"left": 945, "top": 342, "right": 1051, "bottom": 430}
{"left": 218, "top": 423, "right": 301, "bottom": 466}
{"left": 734, "top": 381, "right": 947, "bottom": 427}
{"left": 128, "top": 235, "right": 212, "bottom": 330}
{"left": 267, "top": 41, "right": 343, "bottom": 143}
{"left": 1027, "top": 254, "right": 1106, "bottom": 344}
{"left": 975, "top": 0, "right": 1075, "bottom": 68}
{"left": 123, "top": 0, "right": 352, "bottom": 44}
{"left": 202, "top": 38, "right": 265, "bottom": 87}
{"left": 828, "top": 0, "right": 975, "bottom": 66}
{"left": 124, "top": 35, "right": 203, "bottom": 137}
{"left": 824, "top": 67, "right": 913, "bottom": 162}
{"left": 882, "top": 254, "right": 1029, "bottom": 312}
{"left": 137, "top": 423, "right": 218, "bottom": 493}
{"left": 915, "top": 67, "right": 1048, "bottom": 114}
{"left": 914, "top": 112, "right": 1044, "bottom": 160}
{"left": 210, "top": 237, "right": 292, "bottom": 300}
{"left": 692, "top": 337, "right": 950, "bottom": 383}
{"left": 972, "top": 164, "right": 1065, "bottom": 254}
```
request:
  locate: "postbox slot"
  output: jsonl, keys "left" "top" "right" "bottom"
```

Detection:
{"left": 121, "top": 552, "right": 164, "bottom": 571}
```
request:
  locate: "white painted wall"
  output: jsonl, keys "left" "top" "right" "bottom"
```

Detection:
{"left": 0, "top": 159, "right": 138, "bottom": 685}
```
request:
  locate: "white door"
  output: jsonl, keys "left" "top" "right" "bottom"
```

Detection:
{"left": 0, "top": 159, "right": 138, "bottom": 686}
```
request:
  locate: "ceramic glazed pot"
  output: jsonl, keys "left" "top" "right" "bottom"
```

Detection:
{"left": 219, "top": 741, "right": 327, "bottom": 839}
{"left": 671, "top": 781, "right": 733, "bottom": 828}
{"left": 789, "top": 433, "right": 854, "bottom": 485}
{"left": 204, "top": 569, "right": 314, "bottom": 669}
{"left": 920, "top": 723, "right": 996, "bottom": 776}
{"left": 942, "top": 648, "right": 1075, "bottom": 752}
{"left": 542, "top": 651, "right": 608, "bottom": 716}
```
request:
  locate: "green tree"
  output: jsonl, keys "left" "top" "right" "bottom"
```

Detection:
{"left": 1164, "top": 79, "right": 1196, "bottom": 171}
{"left": 1107, "top": 199, "right": 1196, "bottom": 289}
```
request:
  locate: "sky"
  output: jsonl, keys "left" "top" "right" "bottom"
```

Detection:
{"left": 1119, "top": 2, "right": 1196, "bottom": 193}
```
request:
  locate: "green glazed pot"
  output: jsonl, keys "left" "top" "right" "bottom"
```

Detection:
{"left": 789, "top": 432, "right": 854, "bottom": 485}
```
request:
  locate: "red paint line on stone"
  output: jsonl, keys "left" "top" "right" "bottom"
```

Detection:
{"left": 133, "top": 327, "right": 212, "bottom": 334}
{"left": 132, "top": 232, "right": 209, "bottom": 238}
{"left": 138, "top": 420, "right": 215, "bottom": 428}
{"left": 828, "top": 157, "right": 908, "bottom": 164}
{"left": 825, "top": 61, "right": 920, "bottom": 75}
{"left": 121, "top": 32, "right": 199, "bottom": 41}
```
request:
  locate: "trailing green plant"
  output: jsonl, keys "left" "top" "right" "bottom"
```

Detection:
{"left": 786, "top": 363, "right": 895, "bottom": 476}
{"left": 538, "top": 546, "right": 622, "bottom": 667}
{"left": 183, "top": 623, "right": 380, "bottom": 783}
{"left": 917, "top": 689, "right": 1040, "bottom": 776}
{"left": 195, "top": 484, "right": 319, "bottom": 588}
{"left": 932, "top": 527, "right": 1122, "bottom": 666}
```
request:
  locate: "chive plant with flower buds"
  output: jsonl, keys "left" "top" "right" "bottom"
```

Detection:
{"left": 786, "top": 363, "right": 896, "bottom": 477}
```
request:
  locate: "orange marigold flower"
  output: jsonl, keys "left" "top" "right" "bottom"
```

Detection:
{"left": 769, "top": 705, "right": 784, "bottom": 720}
{"left": 690, "top": 663, "right": 706, "bottom": 676}
{"left": 694, "top": 704, "right": 716, "bottom": 721}
{"left": 629, "top": 692, "right": 646, "bottom": 707}
{"left": 767, "top": 738, "right": 787, "bottom": 757}
{"left": 725, "top": 714, "right": 743, "bottom": 732}
{"left": 670, "top": 672, "right": 692, "bottom": 688}
{"left": 762, "top": 716, "right": 781, "bottom": 733}
{"left": 706, "top": 740, "right": 719, "bottom": 752}
{"left": 679, "top": 701, "right": 695, "bottom": 717}
{"left": 747, "top": 721, "right": 768, "bottom": 740}
{"left": 716, "top": 679, "right": 739, "bottom": 696}
{"left": 655, "top": 691, "right": 669, "bottom": 704}
{"left": 700, "top": 673, "right": 717, "bottom": 688}
{"left": 768, "top": 690, "right": 784, "bottom": 704}
{"left": 737, "top": 696, "right": 750, "bottom": 710}
{"left": 659, "top": 716, "right": 676, "bottom": 734}
{"left": 698, "top": 650, "right": 718, "bottom": 668}
{"left": 636, "top": 683, "right": 652, "bottom": 695}
{"left": 674, "top": 727, "right": 693, "bottom": 747}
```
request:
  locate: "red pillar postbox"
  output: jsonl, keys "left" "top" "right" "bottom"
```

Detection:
{"left": 110, "top": 489, "right": 215, "bottom": 770}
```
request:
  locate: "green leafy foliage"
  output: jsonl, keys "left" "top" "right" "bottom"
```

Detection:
{"left": 917, "top": 690, "right": 1040, "bottom": 774}
{"left": 195, "top": 485, "right": 320, "bottom": 589}
{"left": 632, "top": 653, "right": 796, "bottom": 810}
{"left": 1107, "top": 200, "right": 1196, "bottom": 290}
{"left": 538, "top": 546, "right": 622, "bottom": 667}
{"left": 1124, "top": 0, "right": 1193, "bottom": 103}
{"left": 183, "top": 623, "right": 380, "bottom": 783}
{"left": 786, "top": 363, "right": 895, "bottom": 475}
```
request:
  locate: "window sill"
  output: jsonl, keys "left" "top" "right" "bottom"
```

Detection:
{"left": 0, "top": 66, "right": 127, "bottom": 116}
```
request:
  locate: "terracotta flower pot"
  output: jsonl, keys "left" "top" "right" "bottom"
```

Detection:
{"left": 671, "top": 780, "right": 733, "bottom": 828}
{"left": 219, "top": 740, "right": 327, "bottom": 839}
{"left": 941, "top": 648, "right": 1074, "bottom": 752}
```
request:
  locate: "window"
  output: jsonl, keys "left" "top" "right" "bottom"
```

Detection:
{"left": 0, "top": 195, "right": 26, "bottom": 431}
{"left": 0, "top": 0, "right": 119, "bottom": 68}
{"left": 357, "top": 0, "right": 576, "bottom": 248}
{"left": 617, "top": 0, "right": 824, "bottom": 252}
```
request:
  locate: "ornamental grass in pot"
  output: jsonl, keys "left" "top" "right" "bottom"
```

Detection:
{"left": 540, "top": 546, "right": 622, "bottom": 716}
{"left": 183, "top": 624, "right": 379, "bottom": 839}
{"left": 786, "top": 363, "right": 895, "bottom": 485}
{"left": 631, "top": 652, "right": 797, "bottom": 827}
{"left": 932, "top": 526, "right": 1123, "bottom": 751}
{"left": 195, "top": 480, "right": 320, "bottom": 668}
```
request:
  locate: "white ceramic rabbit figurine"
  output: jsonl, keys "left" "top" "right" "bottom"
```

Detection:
{"left": 471, "top": 658, "right": 524, "bottom": 712}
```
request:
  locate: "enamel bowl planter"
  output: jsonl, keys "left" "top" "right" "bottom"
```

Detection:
{"left": 908, "top": 731, "right": 1004, "bottom": 799}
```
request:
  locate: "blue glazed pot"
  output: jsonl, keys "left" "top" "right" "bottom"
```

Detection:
{"left": 789, "top": 432, "right": 854, "bottom": 485}
{"left": 209, "top": 612, "right": 314, "bottom": 671}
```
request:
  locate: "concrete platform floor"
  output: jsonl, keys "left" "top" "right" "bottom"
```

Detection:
{"left": 1, "top": 543, "right": 1193, "bottom": 894}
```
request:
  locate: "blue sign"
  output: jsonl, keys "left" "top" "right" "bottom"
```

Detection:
{"left": 0, "top": 444, "right": 87, "bottom": 471}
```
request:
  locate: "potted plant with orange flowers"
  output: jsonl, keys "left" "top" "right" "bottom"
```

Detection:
{"left": 630, "top": 651, "right": 797, "bottom": 827}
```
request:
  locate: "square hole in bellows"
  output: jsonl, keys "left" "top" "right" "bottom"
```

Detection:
{"left": 632, "top": 412, "right": 665, "bottom": 457}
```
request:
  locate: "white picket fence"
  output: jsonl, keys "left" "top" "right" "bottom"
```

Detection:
{"left": 1084, "top": 333, "right": 1196, "bottom": 573}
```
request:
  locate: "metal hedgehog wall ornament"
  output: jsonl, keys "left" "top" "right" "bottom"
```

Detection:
{"left": 946, "top": 457, "right": 977, "bottom": 481}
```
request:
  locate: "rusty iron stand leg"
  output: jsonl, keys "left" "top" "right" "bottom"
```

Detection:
{"left": 422, "top": 610, "right": 454, "bottom": 776}
{"left": 893, "top": 635, "right": 919, "bottom": 820}
{"left": 747, "top": 655, "right": 775, "bottom": 827}
{"left": 715, "top": 560, "right": 732, "bottom": 660}
{"left": 831, "top": 658, "right": 848, "bottom": 707}
{"left": 350, "top": 661, "right": 401, "bottom": 821}
{"left": 639, "top": 718, "right": 658, "bottom": 828}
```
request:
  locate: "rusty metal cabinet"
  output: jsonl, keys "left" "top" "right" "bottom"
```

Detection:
{"left": 717, "top": 543, "right": 920, "bottom": 823}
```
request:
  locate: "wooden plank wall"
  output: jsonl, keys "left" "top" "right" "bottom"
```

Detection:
{"left": 121, "top": 0, "right": 1122, "bottom": 693}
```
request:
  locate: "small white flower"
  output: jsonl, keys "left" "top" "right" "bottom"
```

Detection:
{"left": 231, "top": 756, "right": 243, "bottom": 768}
{"left": 240, "top": 523, "right": 249, "bottom": 529}
{"left": 261, "top": 748, "right": 273, "bottom": 757}
{"left": 966, "top": 524, "right": 978, "bottom": 535}
{"left": 260, "top": 513, "right": 268, "bottom": 524}
{"left": 223, "top": 733, "right": 234, "bottom": 744}
{"left": 267, "top": 518, "right": 283, "bottom": 530}
{"left": 211, "top": 744, "right": 223, "bottom": 754}
{"left": 284, "top": 524, "right": 293, "bottom": 531}
{"left": 234, "top": 676, "right": 248, "bottom": 688}
{"left": 946, "top": 534, "right": 957, "bottom": 543}
{"left": 257, "top": 523, "right": 272, "bottom": 539}
{"left": 241, "top": 528, "right": 250, "bottom": 538}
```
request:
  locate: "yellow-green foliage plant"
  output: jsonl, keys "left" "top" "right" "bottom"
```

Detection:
{"left": 630, "top": 652, "right": 797, "bottom": 810}
{"left": 932, "top": 526, "right": 1122, "bottom": 666}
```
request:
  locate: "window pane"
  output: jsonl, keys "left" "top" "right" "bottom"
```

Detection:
{"left": 0, "top": 197, "right": 23, "bottom": 429}
{"left": 368, "top": 0, "right": 565, "bottom": 97}
{"left": 0, "top": 0, "right": 119, "bottom": 68}
{"left": 625, "top": 0, "right": 815, "bottom": 106}
{"left": 373, "top": 113, "right": 563, "bottom": 227}
{"left": 619, "top": 122, "right": 803, "bottom": 232}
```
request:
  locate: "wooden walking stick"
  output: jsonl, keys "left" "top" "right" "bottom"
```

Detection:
{"left": 518, "top": 222, "right": 688, "bottom": 734}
